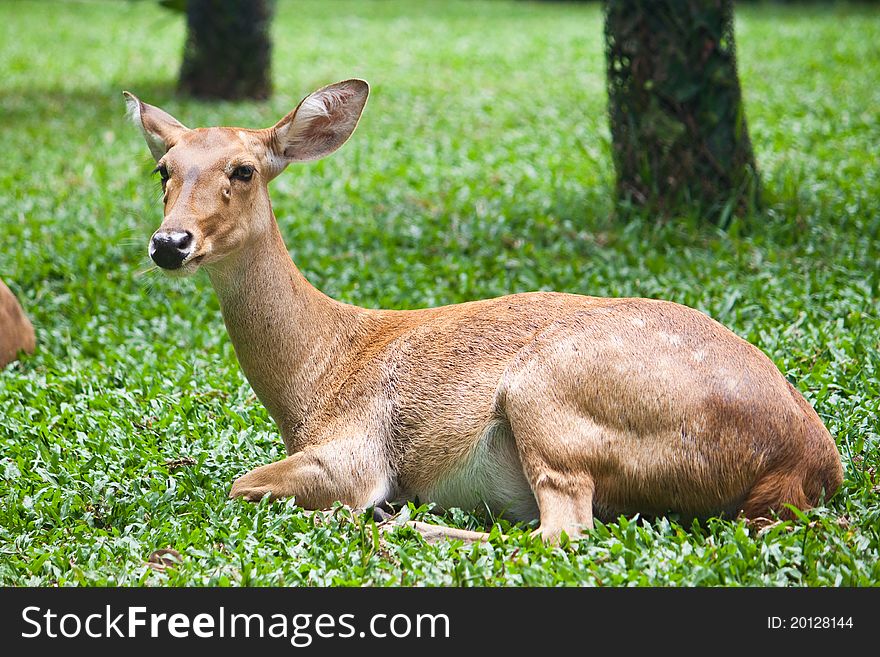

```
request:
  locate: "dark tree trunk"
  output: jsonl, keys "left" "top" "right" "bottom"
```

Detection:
{"left": 605, "top": 0, "right": 760, "bottom": 220}
{"left": 178, "top": 0, "right": 273, "bottom": 100}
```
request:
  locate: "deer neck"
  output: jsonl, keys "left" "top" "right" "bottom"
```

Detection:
{"left": 205, "top": 215, "right": 363, "bottom": 450}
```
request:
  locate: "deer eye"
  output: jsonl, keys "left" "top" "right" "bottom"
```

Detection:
{"left": 153, "top": 164, "right": 170, "bottom": 187}
{"left": 231, "top": 165, "right": 254, "bottom": 181}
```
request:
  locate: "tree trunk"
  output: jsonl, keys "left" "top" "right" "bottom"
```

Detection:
{"left": 605, "top": 0, "right": 760, "bottom": 220}
{"left": 178, "top": 0, "right": 273, "bottom": 100}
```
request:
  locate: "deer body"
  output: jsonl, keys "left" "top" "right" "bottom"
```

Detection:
{"left": 0, "top": 279, "right": 36, "bottom": 369}
{"left": 126, "top": 80, "right": 842, "bottom": 541}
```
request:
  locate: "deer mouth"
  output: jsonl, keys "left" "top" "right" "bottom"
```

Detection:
{"left": 158, "top": 253, "right": 205, "bottom": 278}
{"left": 181, "top": 253, "right": 205, "bottom": 272}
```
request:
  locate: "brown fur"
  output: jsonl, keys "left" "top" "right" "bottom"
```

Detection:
{"left": 0, "top": 279, "right": 35, "bottom": 369}
{"left": 125, "top": 80, "right": 843, "bottom": 542}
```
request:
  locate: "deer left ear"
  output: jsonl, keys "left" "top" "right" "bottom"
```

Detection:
{"left": 264, "top": 79, "right": 369, "bottom": 172}
{"left": 123, "top": 91, "right": 190, "bottom": 162}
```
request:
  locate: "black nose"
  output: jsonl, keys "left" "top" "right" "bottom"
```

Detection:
{"left": 150, "top": 231, "right": 193, "bottom": 270}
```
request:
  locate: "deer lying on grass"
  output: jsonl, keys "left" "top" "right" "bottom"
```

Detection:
{"left": 0, "top": 279, "right": 35, "bottom": 369}
{"left": 125, "top": 79, "right": 842, "bottom": 543}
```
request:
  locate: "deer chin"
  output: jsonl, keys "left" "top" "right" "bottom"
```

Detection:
{"left": 160, "top": 253, "right": 205, "bottom": 278}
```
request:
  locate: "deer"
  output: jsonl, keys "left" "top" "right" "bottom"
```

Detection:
{"left": 124, "top": 79, "right": 843, "bottom": 543}
{"left": 0, "top": 279, "right": 36, "bottom": 369}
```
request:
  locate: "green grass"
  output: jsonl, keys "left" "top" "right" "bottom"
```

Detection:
{"left": 1, "top": 0, "right": 878, "bottom": 586}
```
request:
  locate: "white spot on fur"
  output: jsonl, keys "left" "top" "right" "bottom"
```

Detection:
{"left": 692, "top": 349, "right": 706, "bottom": 362}
{"left": 659, "top": 331, "right": 682, "bottom": 346}
{"left": 631, "top": 317, "right": 646, "bottom": 328}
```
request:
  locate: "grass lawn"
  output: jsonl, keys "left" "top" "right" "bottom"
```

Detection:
{"left": 1, "top": 0, "right": 878, "bottom": 586}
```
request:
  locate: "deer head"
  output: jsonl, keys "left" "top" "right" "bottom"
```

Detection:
{"left": 125, "top": 80, "right": 369, "bottom": 275}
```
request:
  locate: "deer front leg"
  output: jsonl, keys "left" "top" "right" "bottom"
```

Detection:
{"left": 229, "top": 437, "right": 389, "bottom": 510}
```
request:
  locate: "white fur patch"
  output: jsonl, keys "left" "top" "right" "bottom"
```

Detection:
{"left": 299, "top": 92, "right": 334, "bottom": 120}
{"left": 124, "top": 92, "right": 167, "bottom": 161}
{"left": 275, "top": 82, "right": 367, "bottom": 163}
{"left": 366, "top": 478, "right": 394, "bottom": 508}
{"left": 123, "top": 93, "right": 141, "bottom": 125}
{"left": 421, "top": 421, "right": 538, "bottom": 522}
{"left": 659, "top": 331, "right": 682, "bottom": 346}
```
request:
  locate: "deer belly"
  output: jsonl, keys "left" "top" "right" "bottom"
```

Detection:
{"left": 417, "top": 421, "right": 539, "bottom": 522}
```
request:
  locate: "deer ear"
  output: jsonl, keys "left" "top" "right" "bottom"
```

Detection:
{"left": 123, "top": 91, "right": 189, "bottom": 162}
{"left": 265, "top": 79, "right": 369, "bottom": 171}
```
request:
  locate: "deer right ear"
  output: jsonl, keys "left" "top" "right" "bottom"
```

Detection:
{"left": 123, "top": 91, "right": 189, "bottom": 162}
{"left": 262, "top": 79, "right": 369, "bottom": 177}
